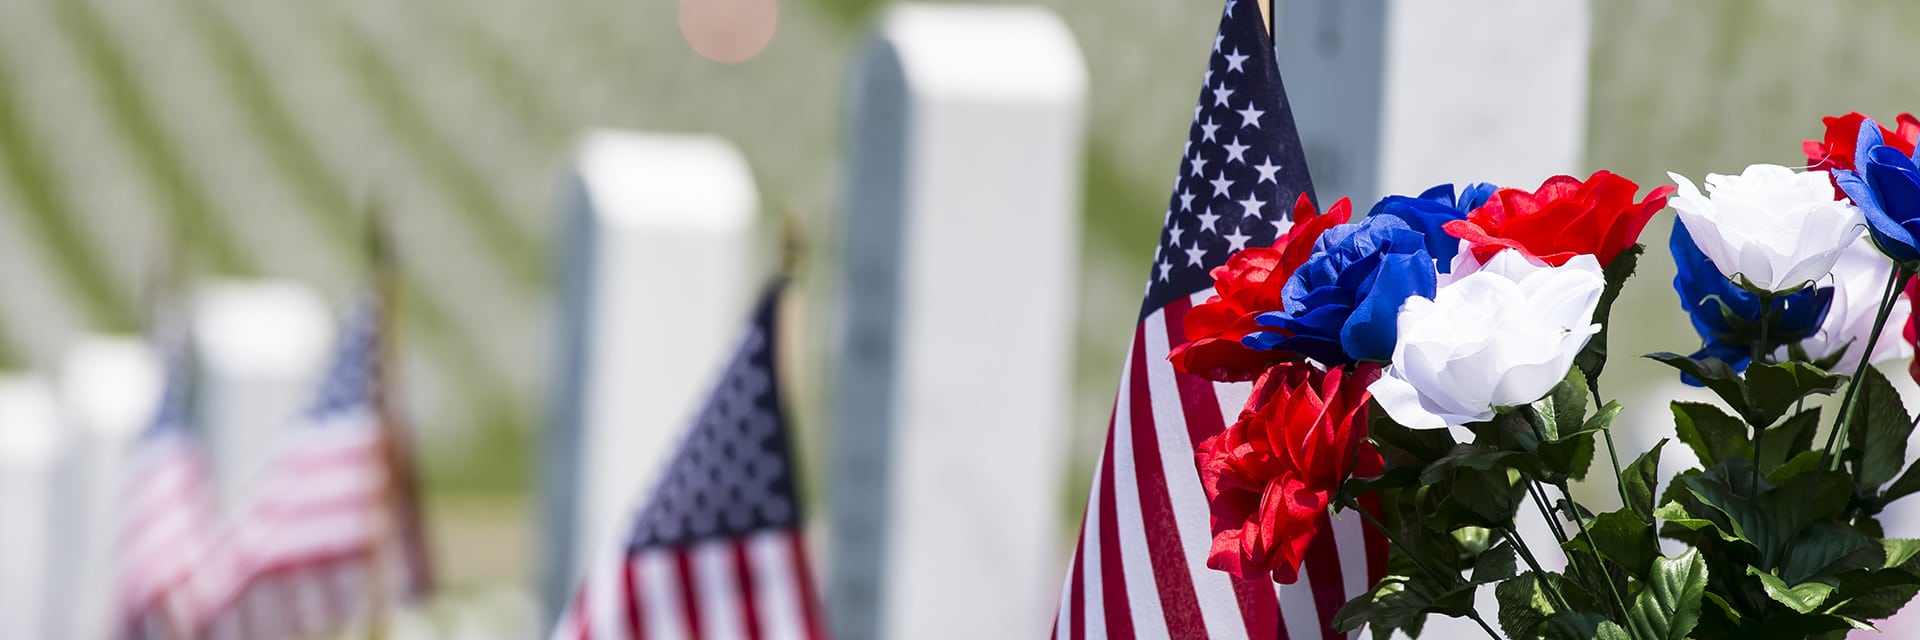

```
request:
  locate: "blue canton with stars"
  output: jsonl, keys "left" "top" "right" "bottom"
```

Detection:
{"left": 1141, "top": 0, "right": 1317, "bottom": 319}
{"left": 627, "top": 284, "right": 803, "bottom": 550}
{"left": 306, "top": 294, "right": 381, "bottom": 422}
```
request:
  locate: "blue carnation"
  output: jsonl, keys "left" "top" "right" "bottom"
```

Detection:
{"left": 1835, "top": 119, "right": 1920, "bottom": 266}
{"left": 1245, "top": 215, "right": 1438, "bottom": 365}
{"left": 1366, "top": 182, "right": 1496, "bottom": 273}
{"left": 1670, "top": 218, "right": 1832, "bottom": 383}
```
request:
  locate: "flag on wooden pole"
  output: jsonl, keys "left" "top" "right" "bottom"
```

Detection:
{"left": 196, "top": 291, "right": 428, "bottom": 639}
{"left": 1051, "top": 1, "right": 1387, "bottom": 637}
{"left": 115, "top": 335, "right": 221, "bottom": 640}
{"left": 551, "top": 283, "right": 824, "bottom": 640}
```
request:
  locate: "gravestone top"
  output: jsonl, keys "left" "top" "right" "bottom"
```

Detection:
{"left": 574, "top": 130, "right": 758, "bottom": 231}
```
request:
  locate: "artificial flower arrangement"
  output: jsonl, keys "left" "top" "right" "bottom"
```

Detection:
{"left": 1171, "top": 113, "right": 1920, "bottom": 639}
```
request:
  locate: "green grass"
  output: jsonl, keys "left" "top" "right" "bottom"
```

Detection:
{"left": 181, "top": 0, "right": 527, "bottom": 459}
{"left": 0, "top": 55, "right": 136, "bottom": 334}
{"left": 50, "top": 0, "right": 253, "bottom": 277}
{"left": 331, "top": 14, "right": 548, "bottom": 291}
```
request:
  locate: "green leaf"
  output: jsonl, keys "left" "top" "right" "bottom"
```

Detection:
{"left": 1671, "top": 402, "right": 1750, "bottom": 468}
{"left": 1625, "top": 548, "right": 1708, "bottom": 640}
{"left": 1647, "top": 353, "right": 1750, "bottom": 421}
{"left": 1758, "top": 408, "right": 1821, "bottom": 470}
{"left": 1765, "top": 450, "right": 1825, "bottom": 486}
{"left": 1495, "top": 573, "right": 1555, "bottom": 640}
{"left": 1847, "top": 365, "right": 1914, "bottom": 493}
{"left": 1883, "top": 538, "right": 1920, "bottom": 571}
{"left": 1780, "top": 521, "right": 1879, "bottom": 585}
{"left": 1744, "top": 361, "right": 1843, "bottom": 428}
{"left": 1452, "top": 466, "right": 1526, "bottom": 527}
{"left": 1883, "top": 461, "right": 1920, "bottom": 504}
{"left": 1539, "top": 611, "right": 1633, "bottom": 640}
{"left": 1584, "top": 400, "right": 1624, "bottom": 433}
{"left": 1749, "top": 567, "right": 1836, "bottom": 614}
{"left": 1623, "top": 439, "right": 1667, "bottom": 523}
{"left": 1472, "top": 541, "right": 1518, "bottom": 584}
{"left": 1535, "top": 369, "right": 1591, "bottom": 442}
{"left": 1578, "top": 510, "right": 1659, "bottom": 579}
{"left": 1576, "top": 244, "right": 1640, "bottom": 395}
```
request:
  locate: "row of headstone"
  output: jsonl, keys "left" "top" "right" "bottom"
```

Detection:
{"left": 536, "top": 1, "right": 1608, "bottom": 638}
{"left": 0, "top": 282, "right": 336, "bottom": 638}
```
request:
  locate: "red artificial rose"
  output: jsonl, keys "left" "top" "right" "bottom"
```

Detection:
{"left": 1195, "top": 362, "right": 1380, "bottom": 584}
{"left": 1170, "top": 195, "right": 1352, "bottom": 382}
{"left": 1806, "top": 112, "right": 1920, "bottom": 198}
{"left": 1443, "top": 171, "right": 1672, "bottom": 267}
{"left": 1907, "top": 275, "right": 1920, "bottom": 387}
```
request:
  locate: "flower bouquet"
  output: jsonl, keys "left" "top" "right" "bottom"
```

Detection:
{"left": 1172, "top": 113, "right": 1920, "bottom": 639}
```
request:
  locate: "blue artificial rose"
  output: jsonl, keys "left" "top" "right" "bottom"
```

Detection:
{"left": 1835, "top": 120, "right": 1920, "bottom": 266}
{"left": 1670, "top": 218, "right": 1832, "bottom": 383}
{"left": 1244, "top": 215, "right": 1438, "bottom": 366}
{"left": 1366, "top": 182, "right": 1496, "bottom": 273}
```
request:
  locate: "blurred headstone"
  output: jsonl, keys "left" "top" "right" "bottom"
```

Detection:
{"left": 0, "top": 374, "right": 65, "bottom": 638}
{"left": 54, "top": 336, "right": 163, "bottom": 640}
{"left": 540, "top": 130, "right": 758, "bottom": 615}
{"left": 192, "top": 280, "right": 335, "bottom": 505}
{"left": 832, "top": 5, "right": 1086, "bottom": 639}
{"left": 1277, "top": 0, "right": 1590, "bottom": 205}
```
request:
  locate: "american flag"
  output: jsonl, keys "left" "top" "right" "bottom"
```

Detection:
{"left": 1053, "top": 2, "right": 1387, "bottom": 638}
{"left": 116, "top": 337, "right": 223, "bottom": 640}
{"left": 552, "top": 284, "right": 824, "bottom": 640}
{"left": 196, "top": 294, "right": 428, "bottom": 639}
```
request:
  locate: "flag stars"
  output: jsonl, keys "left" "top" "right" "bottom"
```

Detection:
{"left": 1223, "top": 137, "right": 1249, "bottom": 164}
{"left": 1190, "top": 154, "right": 1210, "bottom": 177}
{"left": 1169, "top": 222, "right": 1187, "bottom": 247}
{"left": 1254, "top": 157, "right": 1282, "bottom": 184}
{"left": 1200, "top": 116, "right": 1221, "bottom": 143}
{"left": 1239, "top": 194, "right": 1266, "bottom": 218}
{"left": 1214, "top": 33, "right": 1224, "bottom": 53}
{"left": 1197, "top": 210, "right": 1221, "bottom": 234}
{"left": 1157, "top": 255, "right": 1172, "bottom": 281}
{"left": 1224, "top": 48, "right": 1249, "bottom": 74}
{"left": 1178, "top": 188, "right": 1195, "bottom": 212}
{"left": 1224, "top": 225, "right": 1253, "bottom": 252}
{"left": 1237, "top": 103, "right": 1264, "bottom": 129}
{"left": 1208, "top": 173, "right": 1234, "bottom": 198}
{"left": 1212, "top": 85, "right": 1235, "bottom": 107}
{"left": 1184, "top": 243, "right": 1209, "bottom": 267}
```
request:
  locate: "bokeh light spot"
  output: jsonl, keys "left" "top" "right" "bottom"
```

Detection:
{"left": 679, "top": 0, "right": 778, "bottom": 64}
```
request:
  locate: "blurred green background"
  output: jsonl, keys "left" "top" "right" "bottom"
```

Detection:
{"left": 2, "top": 0, "right": 1918, "bottom": 595}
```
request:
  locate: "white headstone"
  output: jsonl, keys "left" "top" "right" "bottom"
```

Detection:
{"left": 540, "top": 130, "right": 759, "bottom": 614}
{"left": 833, "top": 6, "right": 1086, "bottom": 639}
{"left": 52, "top": 336, "right": 163, "bottom": 640}
{"left": 0, "top": 374, "right": 65, "bottom": 638}
{"left": 192, "top": 280, "right": 335, "bottom": 505}
{"left": 1277, "top": 0, "right": 1591, "bottom": 205}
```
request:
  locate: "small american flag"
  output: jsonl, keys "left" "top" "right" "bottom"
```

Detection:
{"left": 115, "top": 337, "right": 222, "bottom": 640}
{"left": 1053, "top": 2, "right": 1387, "bottom": 638}
{"left": 196, "top": 293, "right": 427, "bottom": 639}
{"left": 552, "top": 284, "right": 824, "bottom": 640}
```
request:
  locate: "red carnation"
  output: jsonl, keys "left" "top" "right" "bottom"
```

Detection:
{"left": 1196, "top": 362, "right": 1380, "bottom": 584}
{"left": 1169, "top": 194, "right": 1351, "bottom": 382}
{"left": 1443, "top": 171, "right": 1671, "bottom": 267}
{"left": 1907, "top": 275, "right": 1920, "bottom": 387}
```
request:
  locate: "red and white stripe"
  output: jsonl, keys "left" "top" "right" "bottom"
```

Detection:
{"left": 552, "top": 529, "right": 825, "bottom": 640}
{"left": 117, "top": 434, "right": 222, "bottom": 639}
{"left": 1054, "top": 291, "right": 1389, "bottom": 640}
{"left": 190, "top": 408, "right": 408, "bottom": 638}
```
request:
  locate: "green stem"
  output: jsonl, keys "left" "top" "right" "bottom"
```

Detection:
{"left": 1338, "top": 494, "right": 1503, "bottom": 640}
{"left": 1825, "top": 267, "right": 1908, "bottom": 469}
{"left": 1503, "top": 525, "right": 1574, "bottom": 614}
{"left": 1749, "top": 292, "right": 1773, "bottom": 497}
{"left": 1556, "top": 480, "right": 1636, "bottom": 635}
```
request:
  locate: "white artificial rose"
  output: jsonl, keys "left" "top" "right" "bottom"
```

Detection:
{"left": 1776, "top": 236, "right": 1914, "bottom": 371}
{"left": 1369, "top": 249, "right": 1605, "bottom": 428}
{"left": 1669, "top": 164, "right": 1865, "bottom": 293}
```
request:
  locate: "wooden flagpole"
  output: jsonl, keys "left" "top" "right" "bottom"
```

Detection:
{"left": 360, "top": 203, "right": 435, "bottom": 638}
